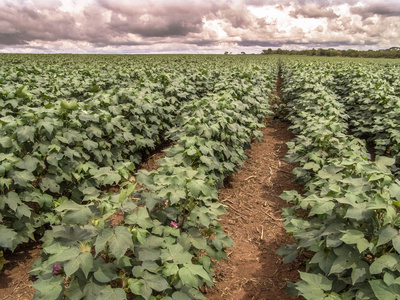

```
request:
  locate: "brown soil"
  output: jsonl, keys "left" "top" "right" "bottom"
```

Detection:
{"left": 0, "top": 242, "right": 40, "bottom": 300}
{"left": 138, "top": 150, "right": 167, "bottom": 172}
{"left": 203, "top": 120, "right": 303, "bottom": 300}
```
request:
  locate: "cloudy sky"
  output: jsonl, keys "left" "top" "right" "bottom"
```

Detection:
{"left": 0, "top": 0, "right": 399, "bottom": 54}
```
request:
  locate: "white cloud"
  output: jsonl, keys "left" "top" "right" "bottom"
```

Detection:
{"left": 0, "top": 0, "right": 398, "bottom": 53}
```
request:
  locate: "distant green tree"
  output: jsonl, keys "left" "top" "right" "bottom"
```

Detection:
{"left": 259, "top": 47, "right": 400, "bottom": 59}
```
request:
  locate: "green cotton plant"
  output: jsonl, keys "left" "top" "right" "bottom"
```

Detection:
{"left": 6, "top": 53, "right": 280, "bottom": 297}
{"left": 278, "top": 60, "right": 400, "bottom": 300}
{"left": 332, "top": 63, "right": 400, "bottom": 176}
{"left": 0, "top": 64, "right": 181, "bottom": 253}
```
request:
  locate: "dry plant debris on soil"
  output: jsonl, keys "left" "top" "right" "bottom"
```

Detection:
{"left": 204, "top": 120, "right": 303, "bottom": 300}
{"left": 0, "top": 119, "right": 303, "bottom": 299}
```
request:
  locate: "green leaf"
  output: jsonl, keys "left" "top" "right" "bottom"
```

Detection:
{"left": 0, "top": 178, "right": 12, "bottom": 190}
{"left": 370, "top": 254, "right": 400, "bottom": 274}
{"left": 15, "top": 155, "right": 40, "bottom": 172}
{"left": 370, "top": 280, "right": 398, "bottom": 300}
{"left": 40, "top": 177, "right": 60, "bottom": 193}
{"left": 164, "top": 188, "right": 186, "bottom": 205}
{"left": 280, "top": 190, "right": 300, "bottom": 202}
{"left": 309, "top": 201, "right": 335, "bottom": 216}
{"left": 178, "top": 267, "right": 198, "bottom": 287}
{"left": 38, "top": 119, "right": 54, "bottom": 135}
{"left": 109, "top": 227, "right": 134, "bottom": 259}
{"left": 330, "top": 245, "right": 359, "bottom": 274}
{"left": 65, "top": 277, "right": 84, "bottom": 300}
{"left": 163, "top": 263, "right": 179, "bottom": 277}
{"left": 351, "top": 261, "right": 370, "bottom": 285}
{"left": 16, "top": 204, "right": 31, "bottom": 218}
{"left": 296, "top": 272, "right": 332, "bottom": 300}
{"left": 64, "top": 251, "right": 93, "bottom": 279}
{"left": 128, "top": 278, "right": 144, "bottom": 295}
{"left": 309, "top": 250, "right": 336, "bottom": 275}
{"left": 48, "top": 246, "right": 80, "bottom": 264}
{"left": 103, "top": 173, "right": 121, "bottom": 185}
{"left": 377, "top": 226, "right": 398, "bottom": 247}
{"left": 55, "top": 201, "right": 92, "bottom": 225}
{"left": 142, "top": 271, "right": 170, "bottom": 292}
{"left": 161, "top": 244, "right": 193, "bottom": 264}
{"left": 389, "top": 182, "right": 400, "bottom": 201}
{"left": 123, "top": 132, "right": 135, "bottom": 141}
{"left": 183, "top": 262, "right": 212, "bottom": 283}
{"left": 340, "top": 230, "right": 370, "bottom": 253}
{"left": 128, "top": 271, "right": 169, "bottom": 299}
{"left": 11, "top": 170, "right": 35, "bottom": 187}
{"left": 276, "top": 244, "right": 299, "bottom": 264}
{"left": 94, "top": 263, "right": 118, "bottom": 283}
{"left": 0, "top": 225, "right": 18, "bottom": 251}
{"left": 60, "top": 99, "right": 79, "bottom": 111}
{"left": 171, "top": 291, "right": 191, "bottom": 300}
{"left": 95, "top": 227, "right": 134, "bottom": 259}
{"left": 3, "top": 192, "right": 21, "bottom": 211}
{"left": 187, "top": 228, "right": 207, "bottom": 250}
{"left": 83, "top": 140, "right": 99, "bottom": 151}
{"left": 135, "top": 236, "right": 164, "bottom": 261}
{"left": 132, "top": 227, "right": 148, "bottom": 245}
{"left": 32, "top": 276, "right": 64, "bottom": 300}
{"left": 0, "top": 136, "right": 13, "bottom": 148}
{"left": 16, "top": 126, "right": 35, "bottom": 143}
{"left": 15, "top": 86, "right": 32, "bottom": 100}
{"left": 375, "top": 155, "right": 395, "bottom": 170}
{"left": 83, "top": 280, "right": 105, "bottom": 299}
{"left": 98, "top": 286, "right": 127, "bottom": 300}
{"left": 368, "top": 173, "right": 386, "bottom": 181}
{"left": 125, "top": 207, "right": 154, "bottom": 229}
{"left": 392, "top": 235, "right": 400, "bottom": 253}
{"left": 187, "top": 179, "right": 214, "bottom": 198}
{"left": 303, "top": 162, "right": 320, "bottom": 171}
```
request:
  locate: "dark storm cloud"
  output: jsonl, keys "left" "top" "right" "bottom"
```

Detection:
{"left": 107, "top": 13, "right": 202, "bottom": 38}
{"left": 98, "top": 0, "right": 227, "bottom": 37}
{"left": 0, "top": 34, "right": 28, "bottom": 46}
{"left": 0, "top": 1, "right": 80, "bottom": 45}
{"left": 350, "top": 1, "right": 400, "bottom": 18}
{"left": 0, "top": 0, "right": 398, "bottom": 52}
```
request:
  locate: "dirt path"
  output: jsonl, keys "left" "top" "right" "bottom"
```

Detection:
{"left": 0, "top": 242, "right": 39, "bottom": 300}
{"left": 204, "top": 120, "right": 303, "bottom": 300}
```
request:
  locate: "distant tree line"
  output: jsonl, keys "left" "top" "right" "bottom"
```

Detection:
{"left": 260, "top": 47, "right": 400, "bottom": 58}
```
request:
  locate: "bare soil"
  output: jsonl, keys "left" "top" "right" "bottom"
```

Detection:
{"left": 0, "top": 242, "right": 40, "bottom": 300}
{"left": 203, "top": 120, "right": 304, "bottom": 300}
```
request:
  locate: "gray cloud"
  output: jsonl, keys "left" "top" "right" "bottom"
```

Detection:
{"left": 350, "top": 1, "right": 400, "bottom": 18}
{"left": 98, "top": 0, "right": 228, "bottom": 37}
{"left": 0, "top": 0, "right": 398, "bottom": 52}
{"left": 0, "top": 1, "right": 80, "bottom": 45}
{"left": 289, "top": 3, "right": 339, "bottom": 19}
